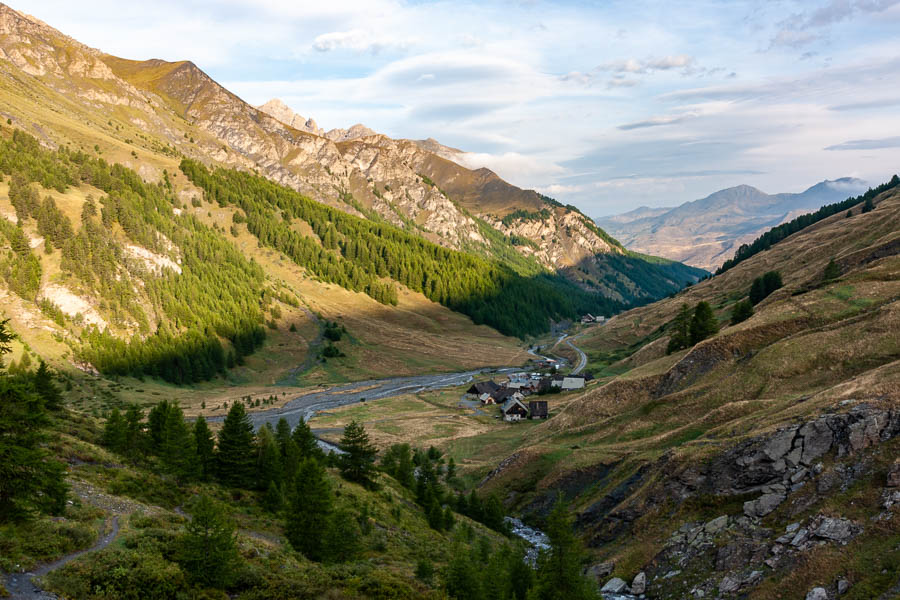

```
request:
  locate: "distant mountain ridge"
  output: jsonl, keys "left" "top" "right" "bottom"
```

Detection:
{"left": 596, "top": 178, "right": 869, "bottom": 271}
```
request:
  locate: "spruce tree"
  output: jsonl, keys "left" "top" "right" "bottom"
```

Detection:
{"left": 749, "top": 276, "right": 766, "bottom": 305}
{"left": 275, "top": 418, "right": 301, "bottom": 482}
{"left": 177, "top": 494, "right": 239, "bottom": 588}
{"left": 256, "top": 425, "right": 282, "bottom": 491}
{"left": 216, "top": 402, "right": 256, "bottom": 488}
{"left": 730, "top": 299, "right": 754, "bottom": 325}
{"left": 666, "top": 303, "right": 693, "bottom": 354}
{"left": 161, "top": 404, "right": 197, "bottom": 482}
{"left": 123, "top": 404, "right": 145, "bottom": 458}
{"left": 338, "top": 420, "right": 378, "bottom": 488}
{"left": 192, "top": 416, "right": 215, "bottom": 480}
{"left": 0, "top": 321, "right": 67, "bottom": 521}
{"left": 823, "top": 257, "right": 840, "bottom": 281}
{"left": 103, "top": 407, "right": 127, "bottom": 453}
{"left": 690, "top": 301, "right": 719, "bottom": 345}
{"left": 322, "top": 508, "right": 362, "bottom": 563}
{"left": 33, "top": 361, "right": 62, "bottom": 411}
{"left": 291, "top": 416, "right": 321, "bottom": 461}
{"left": 285, "top": 458, "right": 332, "bottom": 561}
{"left": 533, "top": 497, "right": 598, "bottom": 600}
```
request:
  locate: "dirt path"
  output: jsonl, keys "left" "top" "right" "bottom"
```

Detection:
{"left": 4, "top": 516, "right": 120, "bottom": 599}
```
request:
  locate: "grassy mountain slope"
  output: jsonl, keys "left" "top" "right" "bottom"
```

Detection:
{"left": 325, "top": 182, "right": 900, "bottom": 597}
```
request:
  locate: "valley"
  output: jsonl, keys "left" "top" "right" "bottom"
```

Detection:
{"left": 1, "top": 2, "right": 899, "bottom": 600}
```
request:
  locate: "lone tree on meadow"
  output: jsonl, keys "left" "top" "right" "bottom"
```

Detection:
{"left": 339, "top": 420, "right": 378, "bottom": 488}
{"left": 730, "top": 299, "right": 754, "bottom": 325}
{"left": 823, "top": 257, "right": 841, "bottom": 281}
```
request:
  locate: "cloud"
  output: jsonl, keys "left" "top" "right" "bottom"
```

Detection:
{"left": 312, "top": 29, "right": 415, "bottom": 53}
{"left": 617, "top": 115, "right": 689, "bottom": 130}
{"left": 599, "top": 54, "right": 695, "bottom": 74}
{"left": 824, "top": 136, "right": 900, "bottom": 150}
{"left": 770, "top": 0, "right": 900, "bottom": 48}
{"left": 828, "top": 97, "right": 900, "bottom": 111}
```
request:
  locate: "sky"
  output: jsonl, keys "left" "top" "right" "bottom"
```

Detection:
{"left": 20, "top": 0, "right": 900, "bottom": 216}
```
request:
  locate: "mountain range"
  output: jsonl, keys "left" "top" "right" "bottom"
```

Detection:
{"left": 596, "top": 178, "right": 869, "bottom": 271}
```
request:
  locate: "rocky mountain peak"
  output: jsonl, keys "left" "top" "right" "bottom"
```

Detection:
{"left": 256, "top": 98, "right": 325, "bottom": 136}
{"left": 325, "top": 123, "right": 378, "bottom": 142}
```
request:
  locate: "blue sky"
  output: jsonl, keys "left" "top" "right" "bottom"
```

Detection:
{"left": 21, "top": 0, "right": 900, "bottom": 216}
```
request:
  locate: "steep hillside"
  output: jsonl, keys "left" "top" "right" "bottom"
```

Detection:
{"left": 0, "top": 3, "right": 702, "bottom": 304}
{"left": 597, "top": 178, "right": 868, "bottom": 271}
{"left": 452, "top": 182, "right": 900, "bottom": 598}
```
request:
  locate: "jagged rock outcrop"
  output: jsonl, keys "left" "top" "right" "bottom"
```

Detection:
{"left": 256, "top": 99, "right": 325, "bottom": 136}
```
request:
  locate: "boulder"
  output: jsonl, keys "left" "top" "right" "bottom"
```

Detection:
{"left": 813, "top": 517, "right": 856, "bottom": 543}
{"left": 887, "top": 459, "right": 900, "bottom": 487}
{"left": 743, "top": 492, "right": 785, "bottom": 518}
{"left": 704, "top": 515, "right": 728, "bottom": 535}
{"left": 837, "top": 578, "right": 850, "bottom": 595}
{"left": 719, "top": 576, "right": 741, "bottom": 594}
{"left": 806, "top": 587, "right": 828, "bottom": 600}
{"left": 600, "top": 577, "right": 628, "bottom": 594}
{"left": 631, "top": 572, "right": 647, "bottom": 595}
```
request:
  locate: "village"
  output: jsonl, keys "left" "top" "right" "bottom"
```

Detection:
{"left": 464, "top": 363, "right": 593, "bottom": 422}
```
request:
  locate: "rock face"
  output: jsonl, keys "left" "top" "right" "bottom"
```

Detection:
{"left": 572, "top": 404, "right": 900, "bottom": 599}
{"left": 256, "top": 99, "right": 325, "bottom": 136}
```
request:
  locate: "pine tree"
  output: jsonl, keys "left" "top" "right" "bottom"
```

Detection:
{"left": 533, "top": 496, "right": 598, "bottom": 600}
{"left": 275, "top": 418, "right": 301, "bottom": 482}
{"left": 177, "top": 494, "right": 239, "bottom": 588}
{"left": 445, "top": 549, "right": 483, "bottom": 600}
{"left": 102, "top": 407, "right": 127, "bottom": 453}
{"left": 823, "top": 257, "right": 840, "bottom": 281}
{"left": 690, "top": 301, "right": 719, "bottom": 345}
{"left": 193, "top": 416, "right": 215, "bottom": 480}
{"left": 749, "top": 276, "right": 766, "bottom": 305}
{"left": 666, "top": 303, "right": 693, "bottom": 354}
{"left": 123, "top": 404, "right": 145, "bottom": 458}
{"left": 730, "top": 299, "right": 754, "bottom": 325}
{"left": 291, "top": 416, "right": 321, "bottom": 461}
{"left": 256, "top": 425, "right": 282, "bottom": 491}
{"left": 338, "top": 420, "right": 378, "bottom": 488}
{"left": 147, "top": 399, "right": 174, "bottom": 455}
{"left": 160, "top": 404, "right": 197, "bottom": 482}
{"left": 216, "top": 402, "right": 256, "bottom": 488}
{"left": 285, "top": 458, "right": 332, "bottom": 561}
{"left": 0, "top": 318, "right": 67, "bottom": 521}
{"left": 862, "top": 196, "right": 874, "bottom": 213}
{"left": 33, "top": 361, "right": 62, "bottom": 411}
{"left": 322, "top": 508, "right": 362, "bottom": 563}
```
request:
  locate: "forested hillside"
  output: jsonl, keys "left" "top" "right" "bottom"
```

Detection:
{"left": 0, "top": 128, "right": 267, "bottom": 383}
{"left": 181, "top": 159, "right": 620, "bottom": 338}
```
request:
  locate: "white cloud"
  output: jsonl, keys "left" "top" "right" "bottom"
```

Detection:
{"left": 312, "top": 29, "right": 416, "bottom": 53}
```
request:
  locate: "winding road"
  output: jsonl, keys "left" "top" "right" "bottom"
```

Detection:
{"left": 563, "top": 336, "right": 588, "bottom": 375}
{"left": 4, "top": 517, "right": 120, "bottom": 599}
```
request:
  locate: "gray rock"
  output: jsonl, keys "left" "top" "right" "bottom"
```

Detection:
{"left": 813, "top": 517, "right": 856, "bottom": 543}
{"left": 882, "top": 489, "right": 900, "bottom": 509}
{"left": 791, "top": 468, "right": 809, "bottom": 483}
{"left": 744, "top": 493, "right": 786, "bottom": 517}
{"left": 745, "top": 570, "right": 763, "bottom": 586}
{"left": 806, "top": 587, "right": 828, "bottom": 600}
{"left": 887, "top": 459, "right": 900, "bottom": 487}
{"left": 799, "top": 420, "right": 833, "bottom": 465}
{"left": 631, "top": 572, "right": 646, "bottom": 595}
{"left": 848, "top": 416, "right": 882, "bottom": 452}
{"left": 786, "top": 446, "right": 803, "bottom": 468}
{"left": 600, "top": 577, "right": 628, "bottom": 593}
{"left": 764, "top": 428, "right": 796, "bottom": 461}
{"left": 585, "top": 561, "right": 615, "bottom": 581}
{"left": 837, "top": 578, "right": 850, "bottom": 594}
{"left": 786, "top": 522, "right": 801, "bottom": 533}
{"left": 790, "top": 528, "right": 810, "bottom": 547}
{"left": 664, "top": 569, "right": 681, "bottom": 579}
{"left": 705, "top": 515, "right": 728, "bottom": 535}
{"left": 719, "top": 575, "right": 741, "bottom": 594}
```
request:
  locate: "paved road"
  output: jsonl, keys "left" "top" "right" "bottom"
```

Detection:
{"left": 564, "top": 336, "right": 588, "bottom": 375}
{"left": 4, "top": 517, "right": 120, "bottom": 599}
{"left": 214, "top": 367, "right": 517, "bottom": 432}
